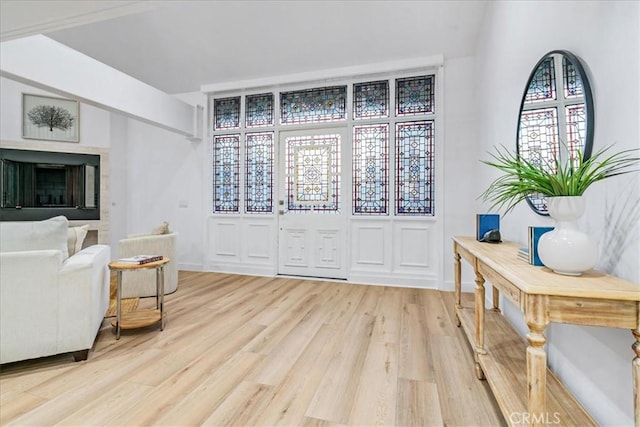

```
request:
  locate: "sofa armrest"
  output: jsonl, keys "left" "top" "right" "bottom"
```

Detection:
{"left": 57, "top": 244, "right": 111, "bottom": 353}
{"left": 0, "top": 250, "right": 63, "bottom": 364}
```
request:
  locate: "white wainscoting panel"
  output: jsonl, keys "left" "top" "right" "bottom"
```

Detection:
{"left": 245, "top": 222, "right": 272, "bottom": 260}
{"left": 316, "top": 229, "right": 341, "bottom": 269}
{"left": 398, "top": 226, "right": 430, "bottom": 268}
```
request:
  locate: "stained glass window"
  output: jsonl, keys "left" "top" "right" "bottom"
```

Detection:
{"left": 566, "top": 104, "right": 586, "bottom": 160}
{"left": 214, "top": 97, "right": 240, "bottom": 130}
{"left": 246, "top": 93, "right": 274, "bottom": 127}
{"left": 518, "top": 107, "right": 559, "bottom": 170}
{"left": 525, "top": 57, "right": 556, "bottom": 103}
{"left": 396, "top": 121, "right": 434, "bottom": 215}
{"left": 396, "top": 76, "right": 434, "bottom": 116}
{"left": 563, "top": 57, "right": 583, "bottom": 98}
{"left": 280, "top": 86, "right": 347, "bottom": 124}
{"left": 245, "top": 132, "right": 274, "bottom": 213}
{"left": 213, "top": 135, "right": 240, "bottom": 212}
{"left": 285, "top": 134, "right": 340, "bottom": 212}
{"left": 354, "top": 80, "right": 389, "bottom": 119}
{"left": 353, "top": 124, "right": 388, "bottom": 214}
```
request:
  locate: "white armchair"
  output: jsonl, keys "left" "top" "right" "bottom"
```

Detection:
{"left": 118, "top": 232, "right": 178, "bottom": 298}
{"left": 0, "top": 216, "right": 110, "bottom": 363}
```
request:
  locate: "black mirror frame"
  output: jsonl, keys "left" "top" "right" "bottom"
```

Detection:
{"left": 516, "top": 50, "right": 595, "bottom": 216}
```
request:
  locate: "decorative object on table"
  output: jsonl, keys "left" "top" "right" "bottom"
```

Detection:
{"left": 479, "top": 229, "right": 502, "bottom": 244}
{"left": 515, "top": 50, "right": 595, "bottom": 216}
{"left": 117, "top": 254, "right": 163, "bottom": 265}
{"left": 476, "top": 213, "right": 500, "bottom": 241}
{"left": 517, "top": 246, "right": 529, "bottom": 262}
{"left": 537, "top": 197, "right": 597, "bottom": 275}
{"left": 22, "top": 93, "right": 79, "bottom": 142}
{"left": 480, "top": 144, "right": 639, "bottom": 275}
{"left": 527, "top": 226, "right": 554, "bottom": 266}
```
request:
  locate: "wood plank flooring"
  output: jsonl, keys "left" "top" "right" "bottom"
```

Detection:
{"left": 0, "top": 272, "right": 505, "bottom": 426}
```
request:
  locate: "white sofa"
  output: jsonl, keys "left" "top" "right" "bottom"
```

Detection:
{"left": 118, "top": 232, "right": 178, "bottom": 298}
{"left": 0, "top": 216, "right": 110, "bottom": 364}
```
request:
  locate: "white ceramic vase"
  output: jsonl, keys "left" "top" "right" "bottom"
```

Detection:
{"left": 537, "top": 196, "right": 597, "bottom": 276}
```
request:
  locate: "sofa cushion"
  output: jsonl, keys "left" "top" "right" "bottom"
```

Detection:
{"left": 67, "top": 224, "right": 90, "bottom": 256}
{"left": 0, "top": 215, "right": 69, "bottom": 259}
{"left": 151, "top": 221, "right": 170, "bottom": 235}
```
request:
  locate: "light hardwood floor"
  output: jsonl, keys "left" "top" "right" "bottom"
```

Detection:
{"left": 0, "top": 272, "right": 505, "bottom": 426}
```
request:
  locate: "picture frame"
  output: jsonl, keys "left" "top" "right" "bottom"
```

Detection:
{"left": 22, "top": 93, "right": 79, "bottom": 142}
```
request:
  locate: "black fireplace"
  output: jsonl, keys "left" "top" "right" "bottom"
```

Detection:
{"left": 0, "top": 148, "right": 100, "bottom": 221}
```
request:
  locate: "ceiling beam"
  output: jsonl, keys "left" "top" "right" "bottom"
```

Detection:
{"left": 1, "top": 35, "right": 198, "bottom": 139}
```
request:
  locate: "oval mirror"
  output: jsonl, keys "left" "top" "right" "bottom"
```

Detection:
{"left": 516, "top": 50, "right": 594, "bottom": 215}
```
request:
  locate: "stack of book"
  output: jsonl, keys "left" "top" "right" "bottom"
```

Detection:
{"left": 118, "top": 254, "right": 163, "bottom": 265}
{"left": 519, "top": 226, "right": 554, "bottom": 266}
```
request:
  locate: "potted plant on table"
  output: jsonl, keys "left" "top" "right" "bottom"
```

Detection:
{"left": 480, "top": 144, "right": 639, "bottom": 275}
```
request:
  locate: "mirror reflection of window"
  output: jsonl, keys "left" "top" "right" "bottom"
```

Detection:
{"left": 516, "top": 51, "right": 594, "bottom": 215}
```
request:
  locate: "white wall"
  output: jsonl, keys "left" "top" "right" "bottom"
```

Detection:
{"left": 0, "top": 77, "right": 111, "bottom": 147}
{"left": 121, "top": 90, "right": 206, "bottom": 270}
{"left": 475, "top": 1, "right": 639, "bottom": 425}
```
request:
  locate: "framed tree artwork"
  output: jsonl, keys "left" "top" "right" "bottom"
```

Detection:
{"left": 22, "top": 94, "right": 79, "bottom": 142}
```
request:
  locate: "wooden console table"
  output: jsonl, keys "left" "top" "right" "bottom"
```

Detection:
{"left": 453, "top": 236, "right": 640, "bottom": 427}
{"left": 108, "top": 258, "right": 170, "bottom": 340}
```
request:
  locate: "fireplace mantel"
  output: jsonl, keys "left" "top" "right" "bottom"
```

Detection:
{"left": 0, "top": 140, "right": 109, "bottom": 244}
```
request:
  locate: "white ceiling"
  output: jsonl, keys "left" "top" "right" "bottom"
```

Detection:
{"left": 1, "top": 0, "right": 488, "bottom": 94}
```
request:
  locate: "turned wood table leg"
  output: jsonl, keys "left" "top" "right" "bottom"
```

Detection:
{"left": 526, "top": 294, "right": 550, "bottom": 427}
{"left": 492, "top": 286, "right": 501, "bottom": 313}
{"left": 474, "top": 271, "right": 487, "bottom": 379}
{"left": 454, "top": 251, "right": 461, "bottom": 327}
{"left": 633, "top": 324, "right": 640, "bottom": 427}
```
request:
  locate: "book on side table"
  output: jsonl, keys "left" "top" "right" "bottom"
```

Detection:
{"left": 117, "top": 254, "right": 163, "bottom": 265}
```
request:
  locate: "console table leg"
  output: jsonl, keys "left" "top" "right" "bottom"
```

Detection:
{"left": 454, "top": 251, "right": 462, "bottom": 327}
{"left": 632, "top": 325, "right": 640, "bottom": 427}
{"left": 116, "top": 270, "right": 122, "bottom": 340}
{"left": 474, "top": 271, "right": 487, "bottom": 379}
{"left": 526, "top": 294, "right": 549, "bottom": 427}
{"left": 492, "top": 286, "right": 501, "bottom": 313}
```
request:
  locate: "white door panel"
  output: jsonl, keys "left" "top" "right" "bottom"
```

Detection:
{"left": 278, "top": 128, "right": 347, "bottom": 279}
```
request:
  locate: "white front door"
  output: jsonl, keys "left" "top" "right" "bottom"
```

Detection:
{"left": 277, "top": 128, "right": 348, "bottom": 279}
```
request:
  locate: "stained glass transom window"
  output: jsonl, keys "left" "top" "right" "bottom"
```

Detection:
{"left": 214, "top": 97, "right": 241, "bottom": 130}
{"left": 353, "top": 124, "right": 388, "bottom": 214}
{"left": 245, "top": 132, "right": 274, "bottom": 213}
{"left": 525, "top": 57, "right": 556, "bottom": 103}
{"left": 280, "top": 86, "right": 347, "bottom": 124}
{"left": 285, "top": 134, "right": 340, "bottom": 212}
{"left": 396, "top": 76, "right": 434, "bottom": 116}
{"left": 563, "top": 57, "right": 583, "bottom": 98}
{"left": 213, "top": 135, "right": 240, "bottom": 212}
{"left": 354, "top": 80, "right": 389, "bottom": 119}
{"left": 246, "top": 93, "right": 274, "bottom": 128}
{"left": 396, "top": 121, "right": 434, "bottom": 215}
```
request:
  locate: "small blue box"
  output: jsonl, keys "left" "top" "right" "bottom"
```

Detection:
{"left": 476, "top": 214, "right": 500, "bottom": 241}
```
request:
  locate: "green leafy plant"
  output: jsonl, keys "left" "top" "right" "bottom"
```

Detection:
{"left": 480, "top": 144, "right": 640, "bottom": 214}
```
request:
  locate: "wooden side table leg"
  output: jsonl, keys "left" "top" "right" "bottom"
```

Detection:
{"left": 454, "top": 251, "right": 461, "bottom": 327}
{"left": 474, "top": 271, "right": 487, "bottom": 380}
{"left": 116, "top": 270, "right": 122, "bottom": 340}
{"left": 159, "top": 265, "right": 165, "bottom": 331}
{"left": 632, "top": 321, "right": 640, "bottom": 427}
{"left": 525, "top": 294, "right": 549, "bottom": 427}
